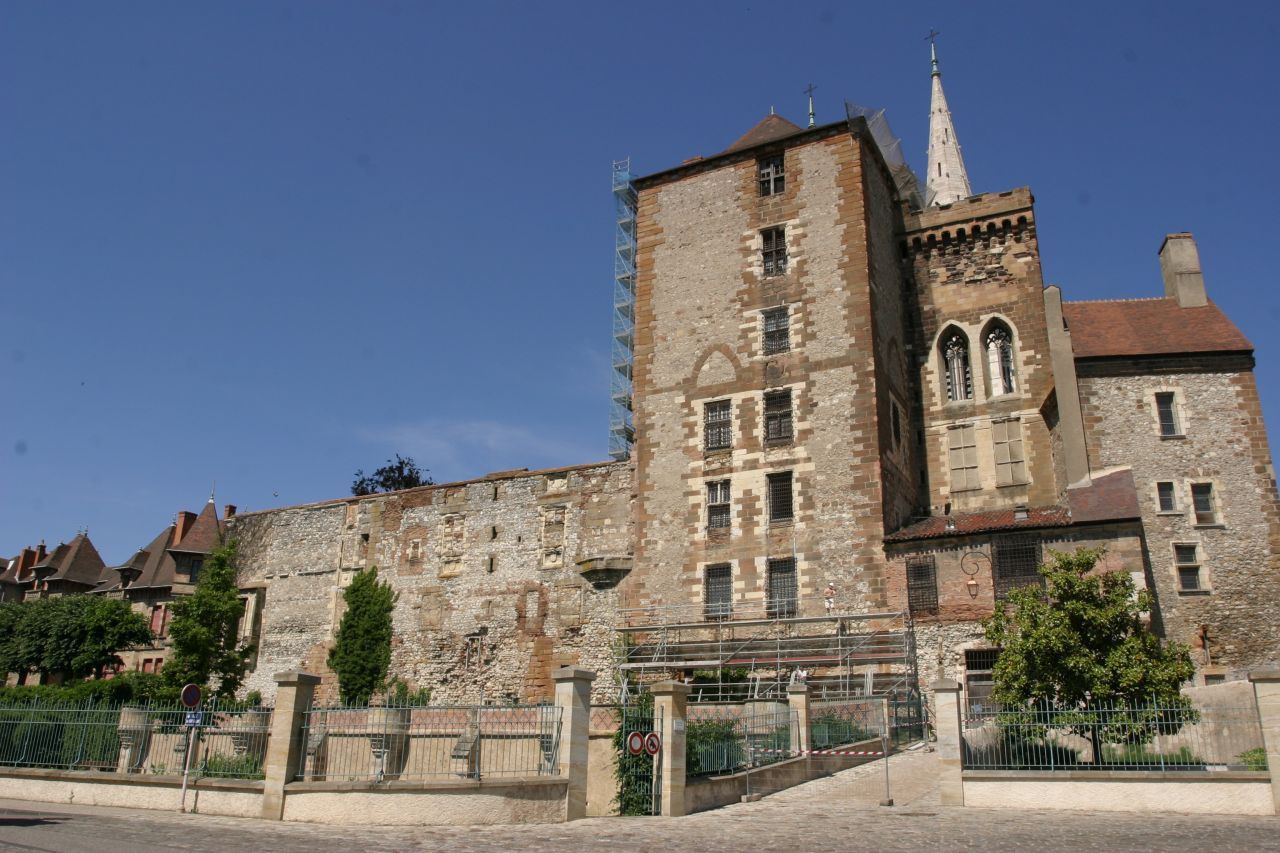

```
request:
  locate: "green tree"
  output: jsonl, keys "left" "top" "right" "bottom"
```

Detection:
{"left": 328, "top": 567, "right": 398, "bottom": 704}
{"left": 164, "top": 541, "right": 254, "bottom": 697}
{"left": 71, "top": 598, "right": 152, "bottom": 679}
{"left": 351, "top": 454, "right": 432, "bottom": 496}
{"left": 983, "top": 548, "right": 1197, "bottom": 759}
{"left": 0, "top": 597, "right": 151, "bottom": 683}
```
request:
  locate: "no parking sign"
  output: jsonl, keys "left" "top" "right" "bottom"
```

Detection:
{"left": 626, "top": 731, "right": 645, "bottom": 756}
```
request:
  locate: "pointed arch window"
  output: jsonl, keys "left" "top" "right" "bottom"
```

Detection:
{"left": 985, "top": 324, "right": 1017, "bottom": 396}
{"left": 942, "top": 331, "right": 972, "bottom": 401}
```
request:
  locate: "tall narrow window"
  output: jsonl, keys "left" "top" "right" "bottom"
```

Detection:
{"left": 991, "top": 419, "right": 1026, "bottom": 487}
{"left": 948, "top": 425, "right": 980, "bottom": 491}
{"left": 1174, "top": 544, "right": 1202, "bottom": 591}
{"left": 758, "top": 154, "right": 784, "bottom": 196}
{"left": 764, "top": 390, "right": 793, "bottom": 444}
{"left": 1155, "top": 392, "right": 1181, "bottom": 436}
{"left": 704, "top": 564, "right": 733, "bottom": 620}
{"left": 942, "top": 331, "right": 972, "bottom": 401}
{"left": 762, "top": 307, "right": 790, "bottom": 354}
{"left": 766, "top": 558, "right": 797, "bottom": 618}
{"left": 993, "top": 535, "right": 1042, "bottom": 600}
{"left": 707, "top": 480, "right": 731, "bottom": 530}
{"left": 762, "top": 226, "right": 787, "bottom": 276}
{"left": 1157, "top": 481, "right": 1177, "bottom": 512}
{"left": 767, "top": 471, "right": 794, "bottom": 523}
{"left": 704, "top": 400, "right": 732, "bottom": 451}
{"left": 1191, "top": 483, "right": 1217, "bottom": 525}
{"left": 985, "top": 325, "right": 1017, "bottom": 395}
{"left": 906, "top": 556, "right": 939, "bottom": 616}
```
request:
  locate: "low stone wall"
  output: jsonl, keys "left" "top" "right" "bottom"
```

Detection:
{"left": 0, "top": 768, "right": 263, "bottom": 818}
{"left": 281, "top": 777, "right": 568, "bottom": 825}
{"left": 586, "top": 730, "right": 619, "bottom": 816}
{"left": 685, "top": 737, "right": 885, "bottom": 814}
{"left": 963, "top": 770, "right": 1273, "bottom": 816}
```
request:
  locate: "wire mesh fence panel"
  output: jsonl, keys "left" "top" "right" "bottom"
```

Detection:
{"left": 0, "top": 698, "right": 273, "bottom": 779}
{"left": 962, "top": 699, "right": 1267, "bottom": 772}
{"left": 297, "top": 703, "right": 561, "bottom": 783}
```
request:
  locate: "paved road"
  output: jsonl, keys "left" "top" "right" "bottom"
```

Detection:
{"left": 0, "top": 751, "right": 1275, "bottom": 852}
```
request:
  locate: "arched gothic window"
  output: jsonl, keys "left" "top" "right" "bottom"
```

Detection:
{"left": 942, "top": 331, "right": 972, "bottom": 401}
{"left": 986, "top": 325, "right": 1017, "bottom": 396}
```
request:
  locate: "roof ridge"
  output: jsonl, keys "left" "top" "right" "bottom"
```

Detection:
{"left": 1063, "top": 296, "right": 1169, "bottom": 305}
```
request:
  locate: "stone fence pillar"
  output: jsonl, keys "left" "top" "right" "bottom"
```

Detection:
{"left": 651, "top": 680, "right": 690, "bottom": 817}
{"left": 261, "top": 671, "right": 320, "bottom": 821}
{"left": 931, "top": 679, "right": 964, "bottom": 806}
{"left": 1248, "top": 670, "right": 1280, "bottom": 815}
{"left": 553, "top": 666, "right": 595, "bottom": 821}
{"left": 787, "top": 683, "right": 811, "bottom": 755}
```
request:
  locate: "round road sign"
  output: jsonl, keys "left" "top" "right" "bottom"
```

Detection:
{"left": 626, "top": 731, "right": 645, "bottom": 756}
{"left": 180, "top": 683, "right": 202, "bottom": 709}
{"left": 644, "top": 732, "right": 661, "bottom": 756}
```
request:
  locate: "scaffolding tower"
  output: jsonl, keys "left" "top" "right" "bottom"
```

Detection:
{"left": 609, "top": 158, "right": 637, "bottom": 461}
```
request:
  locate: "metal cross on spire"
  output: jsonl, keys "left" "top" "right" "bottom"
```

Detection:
{"left": 804, "top": 83, "right": 818, "bottom": 127}
{"left": 926, "top": 29, "right": 941, "bottom": 75}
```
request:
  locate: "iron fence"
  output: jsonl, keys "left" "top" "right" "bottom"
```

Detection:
{"left": 0, "top": 698, "right": 272, "bottom": 779}
{"left": 809, "top": 698, "right": 885, "bottom": 750}
{"left": 962, "top": 698, "right": 1267, "bottom": 772}
{"left": 296, "top": 702, "right": 562, "bottom": 783}
{"left": 686, "top": 703, "right": 796, "bottom": 777}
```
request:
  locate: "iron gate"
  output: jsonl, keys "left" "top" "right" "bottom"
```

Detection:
{"left": 617, "top": 702, "right": 663, "bottom": 815}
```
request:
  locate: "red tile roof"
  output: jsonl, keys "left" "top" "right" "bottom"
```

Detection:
{"left": 723, "top": 114, "right": 803, "bottom": 154}
{"left": 169, "top": 500, "right": 223, "bottom": 554}
{"left": 1063, "top": 298, "right": 1252, "bottom": 360}
{"left": 884, "top": 505, "right": 1071, "bottom": 543}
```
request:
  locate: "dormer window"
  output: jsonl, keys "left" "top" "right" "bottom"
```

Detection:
{"left": 176, "top": 553, "right": 204, "bottom": 583}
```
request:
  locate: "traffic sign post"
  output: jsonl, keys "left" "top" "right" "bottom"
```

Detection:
{"left": 180, "top": 683, "right": 202, "bottom": 709}
{"left": 178, "top": 684, "right": 202, "bottom": 812}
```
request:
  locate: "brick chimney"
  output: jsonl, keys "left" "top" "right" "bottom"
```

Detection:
{"left": 35, "top": 542, "right": 47, "bottom": 563}
{"left": 1159, "top": 233, "right": 1207, "bottom": 308}
{"left": 173, "top": 511, "right": 197, "bottom": 547}
{"left": 223, "top": 504, "right": 237, "bottom": 520}
{"left": 18, "top": 547, "right": 36, "bottom": 575}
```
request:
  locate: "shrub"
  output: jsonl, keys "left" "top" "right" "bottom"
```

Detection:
{"left": 1237, "top": 747, "right": 1268, "bottom": 771}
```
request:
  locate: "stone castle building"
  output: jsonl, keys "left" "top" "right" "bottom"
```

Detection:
{"left": 228, "top": 51, "right": 1280, "bottom": 706}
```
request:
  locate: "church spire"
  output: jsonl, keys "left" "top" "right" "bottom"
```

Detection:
{"left": 925, "top": 33, "right": 971, "bottom": 207}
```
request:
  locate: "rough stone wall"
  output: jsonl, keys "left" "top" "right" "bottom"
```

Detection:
{"left": 230, "top": 462, "right": 633, "bottom": 704}
{"left": 902, "top": 190, "right": 1058, "bottom": 515}
{"left": 626, "top": 126, "right": 894, "bottom": 621}
{"left": 1076, "top": 359, "right": 1280, "bottom": 677}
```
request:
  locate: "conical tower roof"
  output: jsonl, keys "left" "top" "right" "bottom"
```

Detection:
{"left": 925, "top": 42, "right": 971, "bottom": 206}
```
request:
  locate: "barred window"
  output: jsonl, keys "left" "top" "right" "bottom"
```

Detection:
{"left": 758, "top": 154, "right": 785, "bottom": 196}
{"left": 762, "top": 226, "right": 787, "bottom": 276}
{"left": 992, "top": 419, "right": 1026, "bottom": 487}
{"left": 705, "top": 564, "right": 733, "bottom": 620}
{"left": 1174, "top": 544, "right": 1202, "bottom": 591}
{"left": 906, "top": 555, "right": 938, "bottom": 616}
{"left": 767, "top": 471, "right": 794, "bottom": 523}
{"left": 948, "top": 425, "right": 980, "bottom": 491}
{"left": 1191, "top": 483, "right": 1217, "bottom": 525}
{"left": 764, "top": 390, "right": 793, "bottom": 443}
{"left": 704, "top": 400, "right": 732, "bottom": 451}
{"left": 707, "top": 480, "right": 731, "bottom": 530}
{"left": 762, "top": 307, "right": 791, "bottom": 354}
{"left": 993, "top": 535, "right": 1042, "bottom": 600}
{"left": 1155, "top": 392, "right": 1181, "bottom": 437}
{"left": 965, "top": 649, "right": 999, "bottom": 712}
{"left": 1157, "top": 481, "right": 1177, "bottom": 512}
{"left": 766, "top": 558, "right": 797, "bottom": 618}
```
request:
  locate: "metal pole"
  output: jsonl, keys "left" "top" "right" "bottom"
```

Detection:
{"left": 178, "top": 722, "right": 196, "bottom": 812}
{"left": 879, "top": 697, "right": 893, "bottom": 807}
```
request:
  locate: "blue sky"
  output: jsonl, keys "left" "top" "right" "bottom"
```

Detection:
{"left": 3, "top": 1, "right": 1278, "bottom": 562}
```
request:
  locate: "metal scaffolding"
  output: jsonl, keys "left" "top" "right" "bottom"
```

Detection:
{"left": 614, "top": 599, "right": 920, "bottom": 702}
{"left": 609, "top": 158, "right": 637, "bottom": 461}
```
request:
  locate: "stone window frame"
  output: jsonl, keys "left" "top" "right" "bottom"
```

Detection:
{"left": 761, "top": 306, "right": 791, "bottom": 355}
{"left": 706, "top": 479, "right": 731, "bottom": 531}
{"left": 991, "top": 417, "right": 1027, "bottom": 488}
{"left": 766, "top": 470, "right": 794, "bottom": 525}
{"left": 761, "top": 225, "right": 788, "bottom": 277}
{"left": 757, "top": 153, "right": 785, "bottom": 197}
{"left": 703, "top": 562, "right": 734, "bottom": 621}
{"left": 1187, "top": 480, "right": 1223, "bottom": 527}
{"left": 905, "top": 555, "right": 939, "bottom": 616}
{"left": 947, "top": 423, "right": 981, "bottom": 493}
{"left": 1154, "top": 480, "right": 1180, "bottom": 515}
{"left": 1150, "top": 386, "right": 1188, "bottom": 439}
{"left": 763, "top": 388, "right": 794, "bottom": 445}
{"left": 980, "top": 316, "right": 1019, "bottom": 398}
{"left": 1172, "top": 541, "right": 1210, "bottom": 594}
{"left": 704, "top": 399, "right": 733, "bottom": 451}
{"left": 939, "top": 326, "right": 974, "bottom": 403}
{"left": 765, "top": 557, "right": 798, "bottom": 618}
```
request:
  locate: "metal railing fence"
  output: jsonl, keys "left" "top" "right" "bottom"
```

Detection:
{"left": 686, "top": 703, "right": 796, "bottom": 777}
{"left": 0, "top": 698, "right": 272, "bottom": 779}
{"left": 296, "top": 702, "right": 562, "bottom": 783}
{"left": 809, "top": 698, "right": 885, "bottom": 750}
{"left": 963, "top": 698, "right": 1267, "bottom": 772}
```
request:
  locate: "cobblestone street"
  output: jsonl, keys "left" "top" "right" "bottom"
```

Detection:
{"left": 0, "top": 751, "right": 1275, "bottom": 852}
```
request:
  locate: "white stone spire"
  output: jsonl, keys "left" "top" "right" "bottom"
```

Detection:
{"left": 925, "top": 39, "right": 971, "bottom": 207}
